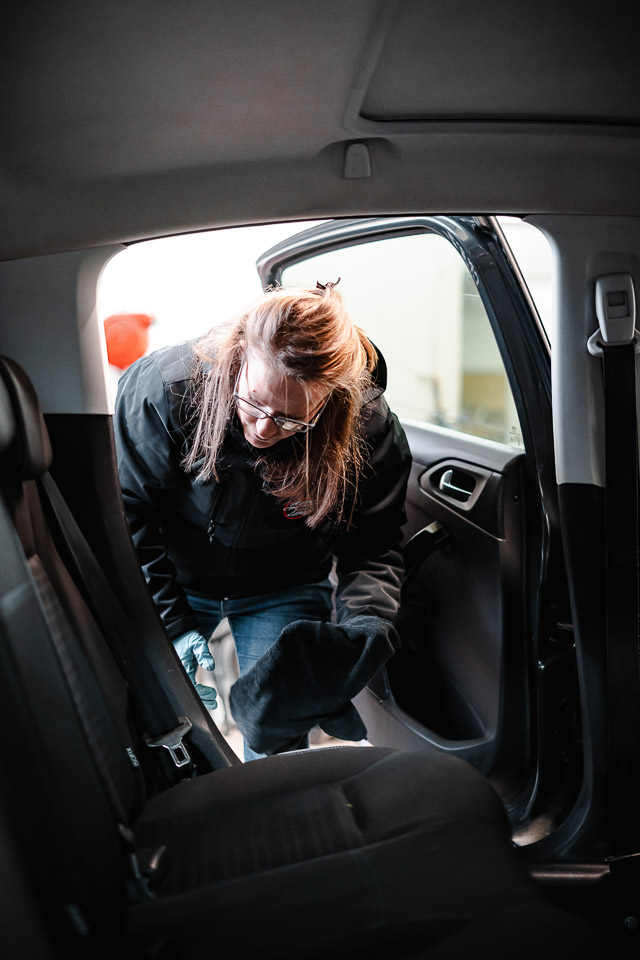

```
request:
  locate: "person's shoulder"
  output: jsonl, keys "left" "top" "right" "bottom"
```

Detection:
{"left": 360, "top": 342, "right": 385, "bottom": 399}
{"left": 370, "top": 343, "right": 387, "bottom": 393}
{"left": 118, "top": 341, "right": 194, "bottom": 391}
{"left": 115, "top": 341, "right": 198, "bottom": 417}
{"left": 361, "top": 393, "right": 391, "bottom": 439}
{"left": 359, "top": 347, "right": 409, "bottom": 456}
{"left": 145, "top": 340, "right": 196, "bottom": 387}
{"left": 360, "top": 343, "right": 390, "bottom": 425}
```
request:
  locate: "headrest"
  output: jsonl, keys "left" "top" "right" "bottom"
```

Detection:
{"left": 0, "top": 375, "right": 16, "bottom": 457}
{"left": 0, "top": 356, "right": 52, "bottom": 481}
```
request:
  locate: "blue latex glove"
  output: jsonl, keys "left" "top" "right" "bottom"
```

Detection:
{"left": 174, "top": 630, "right": 218, "bottom": 709}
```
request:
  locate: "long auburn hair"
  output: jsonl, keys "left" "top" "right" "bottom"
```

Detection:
{"left": 183, "top": 282, "right": 378, "bottom": 528}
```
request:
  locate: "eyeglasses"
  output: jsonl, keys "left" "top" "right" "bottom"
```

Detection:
{"left": 233, "top": 360, "right": 328, "bottom": 434}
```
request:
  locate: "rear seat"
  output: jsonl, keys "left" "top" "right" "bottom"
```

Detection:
{"left": 0, "top": 355, "right": 620, "bottom": 959}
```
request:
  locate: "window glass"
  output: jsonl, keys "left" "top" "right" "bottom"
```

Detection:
{"left": 98, "top": 221, "right": 325, "bottom": 406}
{"left": 281, "top": 233, "right": 524, "bottom": 449}
{"left": 98, "top": 219, "right": 543, "bottom": 451}
{"left": 497, "top": 216, "right": 553, "bottom": 341}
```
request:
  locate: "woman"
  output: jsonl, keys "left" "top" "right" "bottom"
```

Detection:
{"left": 114, "top": 281, "right": 411, "bottom": 758}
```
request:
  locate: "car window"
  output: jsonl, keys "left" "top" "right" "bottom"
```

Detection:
{"left": 497, "top": 216, "right": 553, "bottom": 342}
{"left": 281, "top": 233, "right": 525, "bottom": 449}
{"left": 98, "top": 222, "right": 325, "bottom": 406}
{"left": 98, "top": 219, "right": 552, "bottom": 453}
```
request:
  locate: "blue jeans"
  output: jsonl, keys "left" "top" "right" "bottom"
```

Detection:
{"left": 186, "top": 579, "right": 333, "bottom": 761}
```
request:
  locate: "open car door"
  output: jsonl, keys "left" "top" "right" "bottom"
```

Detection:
{"left": 256, "top": 217, "right": 576, "bottom": 831}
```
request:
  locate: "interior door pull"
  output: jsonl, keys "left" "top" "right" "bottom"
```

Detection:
{"left": 402, "top": 521, "right": 449, "bottom": 591}
{"left": 439, "top": 469, "right": 473, "bottom": 501}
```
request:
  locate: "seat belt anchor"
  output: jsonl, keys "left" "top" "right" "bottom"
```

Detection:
{"left": 587, "top": 273, "right": 640, "bottom": 356}
{"left": 144, "top": 716, "right": 193, "bottom": 768}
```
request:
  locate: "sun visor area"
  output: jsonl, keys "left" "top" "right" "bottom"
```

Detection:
{"left": 349, "top": 0, "right": 640, "bottom": 129}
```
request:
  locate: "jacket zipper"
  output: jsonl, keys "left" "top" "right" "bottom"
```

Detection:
{"left": 207, "top": 481, "right": 226, "bottom": 542}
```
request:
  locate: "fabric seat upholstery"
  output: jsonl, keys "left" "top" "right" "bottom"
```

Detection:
{"left": 130, "top": 746, "right": 541, "bottom": 959}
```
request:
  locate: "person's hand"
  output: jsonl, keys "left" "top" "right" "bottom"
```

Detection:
{"left": 193, "top": 682, "right": 218, "bottom": 710}
{"left": 174, "top": 630, "right": 217, "bottom": 709}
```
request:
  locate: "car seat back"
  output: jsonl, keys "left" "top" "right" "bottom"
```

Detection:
{"left": 0, "top": 356, "right": 149, "bottom": 946}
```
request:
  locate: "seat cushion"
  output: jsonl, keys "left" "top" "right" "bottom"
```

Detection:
{"left": 408, "top": 901, "right": 624, "bottom": 960}
{"left": 130, "top": 746, "right": 545, "bottom": 959}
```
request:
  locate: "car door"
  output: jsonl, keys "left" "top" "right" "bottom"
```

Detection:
{"left": 257, "top": 216, "right": 575, "bottom": 826}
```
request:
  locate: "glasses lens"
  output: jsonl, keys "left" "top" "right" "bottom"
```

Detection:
{"left": 236, "top": 397, "right": 305, "bottom": 432}
{"left": 236, "top": 397, "right": 261, "bottom": 419}
{"left": 280, "top": 419, "right": 309, "bottom": 433}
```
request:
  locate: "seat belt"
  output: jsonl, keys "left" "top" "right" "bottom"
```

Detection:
{"left": 0, "top": 497, "right": 159, "bottom": 922}
{"left": 39, "top": 470, "right": 195, "bottom": 783}
{"left": 589, "top": 273, "right": 640, "bottom": 854}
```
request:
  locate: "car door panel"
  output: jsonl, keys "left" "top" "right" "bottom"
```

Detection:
{"left": 356, "top": 420, "right": 527, "bottom": 787}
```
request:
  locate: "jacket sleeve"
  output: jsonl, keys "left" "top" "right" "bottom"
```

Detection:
{"left": 113, "top": 356, "right": 200, "bottom": 639}
{"left": 333, "top": 395, "right": 411, "bottom": 624}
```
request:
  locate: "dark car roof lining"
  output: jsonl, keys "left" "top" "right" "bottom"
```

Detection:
{"left": 3, "top": 0, "right": 640, "bottom": 260}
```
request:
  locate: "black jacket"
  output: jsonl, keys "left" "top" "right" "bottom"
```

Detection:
{"left": 114, "top": 341, "right": 411, "bottom": 639}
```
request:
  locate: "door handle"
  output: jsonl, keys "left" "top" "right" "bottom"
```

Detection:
{"left": 439, "top": 468, "right": 473, "bottom": 502}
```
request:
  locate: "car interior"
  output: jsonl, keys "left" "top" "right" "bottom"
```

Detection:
{"left": 1, "top": 2, "right": 640, "bottom": 958}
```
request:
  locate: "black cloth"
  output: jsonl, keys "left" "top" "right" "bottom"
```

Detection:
{"left": 113, "top": 341, "right": 412, "bottom": 639}
{"left": 229, "top": 614, "right": 399, "bottom": 754}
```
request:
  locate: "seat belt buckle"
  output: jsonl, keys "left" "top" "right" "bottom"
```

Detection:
{"left": 144, "top": 716, "right": 193, "bottom": 768}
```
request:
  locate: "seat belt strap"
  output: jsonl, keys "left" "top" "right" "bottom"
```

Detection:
{"left": 39, "top": 471, "right": 194, "bottom": 780}
{"left": 599, "top": 327, "right": 640, "bottom": 852}
{"left": 0, "top": 499, "right": 155, "bottom": 922}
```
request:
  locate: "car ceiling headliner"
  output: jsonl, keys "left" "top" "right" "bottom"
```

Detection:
{"left": 3, "top": 0, "right": 640, "bottom": 260}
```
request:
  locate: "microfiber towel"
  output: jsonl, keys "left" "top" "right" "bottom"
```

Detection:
{"left": 229, "top": 615, "right": 400, "bottom": 755}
